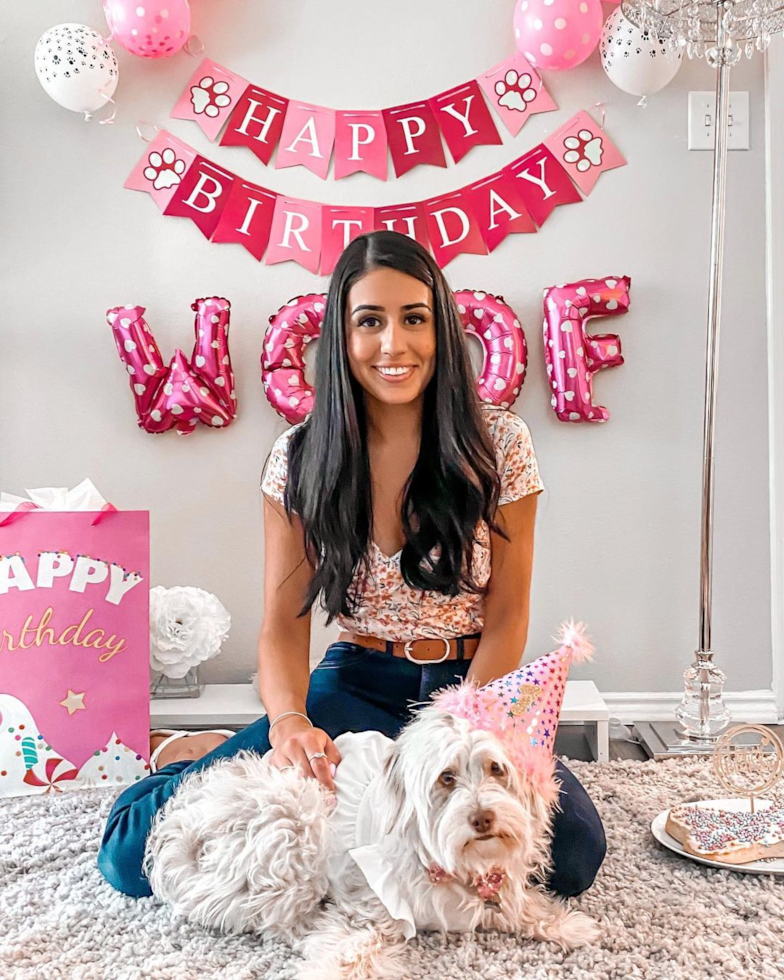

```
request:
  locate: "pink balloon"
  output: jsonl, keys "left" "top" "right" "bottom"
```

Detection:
{"left": 262, "top": 290, "right": 527, "bottom": 424}
{"left": 454, "top": 290, "right": 528, "bottom": 410}
{"left": 262, "top": 295, "right": 323, "bottom": 425}
{"left": 513, "top": 0, "right": 604, "bottom": 71}
{"left": 103, "top": 0, "right": 191, "bottom": 59}
{"left": 542, "top": 276, "right": 630, "bottom": 423}
{"left": 107, "top": 297, "right": 236, "bottom": 435}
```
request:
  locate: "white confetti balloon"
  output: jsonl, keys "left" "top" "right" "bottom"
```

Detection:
{"left": 600, "top": 6, "right": 682, "bottom": 97}
{"left": 34, "top": 23, "right": 119, "bottom": 114}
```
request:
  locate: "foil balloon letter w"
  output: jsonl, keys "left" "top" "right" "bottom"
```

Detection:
{"left": 107, "top": 297, "right": 236, "bottom": 435}
{"left": 543, "top": 276, "right": 630, "bottom": 423}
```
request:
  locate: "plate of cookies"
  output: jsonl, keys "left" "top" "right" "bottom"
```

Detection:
{"left": 651, "top": 797, "right": 784, "bottom": 875}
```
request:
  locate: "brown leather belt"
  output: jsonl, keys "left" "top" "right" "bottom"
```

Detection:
{"left": 336, "top": 630, "right": 481, "bottom": 663}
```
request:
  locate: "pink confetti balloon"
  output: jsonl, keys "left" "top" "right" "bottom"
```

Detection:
{"left": 542, "top": 276, "right": 630, "bottom": 423}
{"left": 263, "top": 295, "right": 324, "bottom": 425}
{"left": 103, "top": 0, "right": 191, "bottom": 59}
{"left": 107, "top": 297, "right": 236, "bottom": 435}
{"left": 262, "top": 291, "right": 528, "bottom": 424}
{"left": 454, "top": 290, "right": 527, "bottom": 410}
{"left": 513, "top": 0, "right": 604, "bottom": 71}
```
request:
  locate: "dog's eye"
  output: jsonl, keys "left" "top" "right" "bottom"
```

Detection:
{"left": 490, "top": 761, "right": 505, "bottom": 777}
{"left": 438, "top": 770, "right": 456, "bottom": 787}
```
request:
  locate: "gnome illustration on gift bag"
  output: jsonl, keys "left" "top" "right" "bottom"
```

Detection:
{"left": 426, "top": 619, "right": 594, "bottom": 902}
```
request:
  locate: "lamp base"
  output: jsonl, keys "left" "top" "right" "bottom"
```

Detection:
{"left": 633, "top": 721, "right": 721, "bottom": 760}
{"left": 634, "top": 721, "right": 780, "bottom": 761}
{"left": 674, "top": 654, "right": 732, "bottom": 738}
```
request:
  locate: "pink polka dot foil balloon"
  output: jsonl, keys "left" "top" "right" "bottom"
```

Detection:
{"left": 262, "top": 291, "right": 528, "bottom": 424}
{"left": 513, "top": 0, "right": 604, "bottom": 71}
{"left": 103, "top": 0, "right": 191, "bottom": 59}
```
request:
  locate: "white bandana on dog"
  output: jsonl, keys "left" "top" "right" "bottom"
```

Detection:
{"left": 326, "top": 730, "right": 494, "bottom": 938}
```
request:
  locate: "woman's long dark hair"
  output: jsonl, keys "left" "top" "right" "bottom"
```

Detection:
{"left": 267, "top": 229, "right": 510, "bottom": 623}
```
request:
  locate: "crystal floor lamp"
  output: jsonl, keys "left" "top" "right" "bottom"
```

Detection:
{"left": 619, "top": 0, "right": 783, "bottom": 758}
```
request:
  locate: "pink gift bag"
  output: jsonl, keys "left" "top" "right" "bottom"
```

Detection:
{"left": 0, "top": 502, "right": 151, "bottom": 798}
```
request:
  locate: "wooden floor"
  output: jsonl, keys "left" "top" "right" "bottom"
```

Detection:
{"left": 554, "top": 723, "right": 784, "bottom": 763}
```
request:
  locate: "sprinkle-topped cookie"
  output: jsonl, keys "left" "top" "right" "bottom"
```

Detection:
{"left": 665, "top": 800, "right": 784, "bottom": 864}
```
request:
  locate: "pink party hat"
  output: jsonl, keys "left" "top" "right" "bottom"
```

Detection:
{"left": 431, "top": 619, "right": 595, "bottom": 803}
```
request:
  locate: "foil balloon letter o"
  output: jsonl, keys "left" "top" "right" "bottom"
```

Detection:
{"left": 542, "top": 276, "right": 631, "bottom": 423}
{"left": 454, "top": 290, "right": 527, "bottom": 410}
{"left": 263, "top": 295, "right": 324, "bottom": 425}
{"left": 263, "top": 291, "right": 528, "bottom": 424}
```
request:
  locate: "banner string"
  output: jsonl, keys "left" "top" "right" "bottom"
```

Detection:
{"left": 135, "top": 121, "right": 163, "bottom": 143}
{"left": 184, "top": 34, "right": 205, "bottom": 59}
{"left": 84, "top": 90, "right": 117, "bottom": 126}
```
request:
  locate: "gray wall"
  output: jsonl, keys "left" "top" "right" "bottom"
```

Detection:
{"left": 1, "top": 0, "right": 771, "bottom": 694}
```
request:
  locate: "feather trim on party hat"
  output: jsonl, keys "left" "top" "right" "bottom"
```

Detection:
{"left": 431, "top": 619, "right": 595, "bottom": 804}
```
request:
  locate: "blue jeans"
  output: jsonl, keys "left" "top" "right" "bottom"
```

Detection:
{"left": 97, "top": 642, "right": 607, "bottom": 899}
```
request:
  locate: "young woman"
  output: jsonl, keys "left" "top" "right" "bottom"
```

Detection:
{"left": 98, "top": 230, "right": 606, "bottom": 901}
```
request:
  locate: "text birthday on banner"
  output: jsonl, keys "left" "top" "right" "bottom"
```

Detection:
{"left": 126, "top": 110, "right": 626, "bottom": 274}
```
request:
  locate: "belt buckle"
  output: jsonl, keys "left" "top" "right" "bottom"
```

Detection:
{"left": 404, "top": 638, "right": 451, "bottom": 664}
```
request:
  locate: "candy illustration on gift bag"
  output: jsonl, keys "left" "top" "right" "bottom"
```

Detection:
{"left": 0, "top": 693, "right": 149, "bottom": 795}
{"left": 34, "top": 24, "right": 119, "bottom": 118}
{"left": 263, "top": 291, "right": 527, "bottom": 424}
{"left": 543, "top": 276, "right": 630, "bottom": 423}
{"left": 107, "top": 297, "right": 236, "bottom": 435}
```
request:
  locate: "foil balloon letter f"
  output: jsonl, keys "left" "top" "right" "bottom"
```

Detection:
{"left": 107, "top": 297, "right": 237, "bottom": 435}
{"left": 542, "top": 276, "right": 631, "bottom": 424}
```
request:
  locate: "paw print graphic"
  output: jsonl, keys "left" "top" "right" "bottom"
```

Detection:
{"left": 562, "top": 129, "right": 604, "bottom": 172}
{"left": 494, "top": 69, "right": 537, "bottom": 113}
{"left": 143, "top": 148, "right": 187, "bottom": 191}
{"left": 190, "top": 76, "right": 232, "bottom": 118}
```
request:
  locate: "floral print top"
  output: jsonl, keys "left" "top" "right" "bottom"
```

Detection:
{"left": 260, "top": 404, "right": 545, "bottom": 641}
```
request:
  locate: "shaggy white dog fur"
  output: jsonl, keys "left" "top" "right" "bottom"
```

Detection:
{"left": 144, "top": 703, "right": 599, "bottom": 980}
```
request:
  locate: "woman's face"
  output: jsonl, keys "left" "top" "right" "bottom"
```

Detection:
{"left": 345, "top": 267, "right": 437, "bottom": 407}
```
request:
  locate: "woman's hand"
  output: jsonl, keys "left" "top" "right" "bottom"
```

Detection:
{"left": 268, "top": 716, "right": 342, "bottom": 791}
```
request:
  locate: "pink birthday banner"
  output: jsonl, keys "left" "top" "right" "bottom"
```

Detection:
{"left": 126, "top": 110, "right": 626, "bottom": 275}
{"left": 170, "top": 54, "right": 559, "bottom": 181}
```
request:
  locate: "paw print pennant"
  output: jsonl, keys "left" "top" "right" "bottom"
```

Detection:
{"left": 171, "top": 58, "right": 250, "bottom": 142}
{"left": 125, "top": 130, "right": 197, "bottom": 212}
{"left": 477, "top": 53, "right": 557, "bottom": 137}
{"left": 544, "top": 110, "right": 627, "bottom": 195}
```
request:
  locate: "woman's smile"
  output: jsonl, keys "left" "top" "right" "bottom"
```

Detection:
{"left": 373, "top": 365, "right": 417, "bottom": 383}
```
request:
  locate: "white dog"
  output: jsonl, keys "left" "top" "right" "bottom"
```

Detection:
{"left": 144, "top": 702, "right": 599, "bottom": 980}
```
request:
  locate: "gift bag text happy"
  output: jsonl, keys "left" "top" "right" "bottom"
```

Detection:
{"left": 0, "top": 552, "right": 142, "bottom": 662}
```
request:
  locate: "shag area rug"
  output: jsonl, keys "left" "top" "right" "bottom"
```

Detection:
{"left": 1, "top": 755, "right": 782, "bottom": 980}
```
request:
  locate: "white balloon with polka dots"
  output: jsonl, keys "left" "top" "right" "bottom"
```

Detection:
{"left": 34, "top": 23, "right": 119, "bottom": 114}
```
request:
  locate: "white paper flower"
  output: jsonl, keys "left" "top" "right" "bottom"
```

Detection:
{"left": 149, "top": 586, "right": 231, "bottom": 678}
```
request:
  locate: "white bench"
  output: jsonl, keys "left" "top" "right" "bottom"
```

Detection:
{"left": 150, "top": 679, "right": 610, "bottom": 762}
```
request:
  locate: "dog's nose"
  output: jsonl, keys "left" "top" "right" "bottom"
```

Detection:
{"left": 470, "top": 809, "right": 495, "bottom": 834}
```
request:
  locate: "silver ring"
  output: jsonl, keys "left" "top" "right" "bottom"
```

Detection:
{"left": 404, "top": 637, "right": 451, "bottom": 664}
{"left": 308, "top": 752, "right": 328, "bottom": 763}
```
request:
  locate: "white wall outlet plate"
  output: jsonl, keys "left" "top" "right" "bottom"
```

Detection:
{"left": 688, "top": 91, "right": 750, "bottom": 150}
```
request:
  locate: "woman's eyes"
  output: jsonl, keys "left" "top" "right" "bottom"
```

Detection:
{"left": 358, "top": 315, "right": 427, "bottom": 328}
